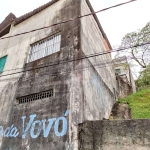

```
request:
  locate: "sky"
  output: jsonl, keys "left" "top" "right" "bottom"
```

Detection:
{"left": 0, "top": 0, "right": 150, "bottom": 77}
{"left": 0, "top": 0, "right": 150, "bottom": 47}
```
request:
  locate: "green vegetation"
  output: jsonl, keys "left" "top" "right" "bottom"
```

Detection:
{"left": 118, "top": 87, "right": 150, "bottom": 119}
{"left": 116, "top": 20, "right": 150, "bottom": 119}
{"left": 136, "top": 64, "right": 150, "bottom": 90}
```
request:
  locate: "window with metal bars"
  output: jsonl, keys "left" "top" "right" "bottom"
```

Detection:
{"left": 28, "top": 33, "right": 61, "bottom": 62}
{"left": 17, "top": 90, "right": 53, "bottom": 104}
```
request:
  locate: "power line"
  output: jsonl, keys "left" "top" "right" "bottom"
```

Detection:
{"left": 0, "top": 58, "right": 136, "bottom": 83}
{"left": 0, "top": 51, "right": 147, "bottom": 74}
{"left": 0, "top": 54, "right": 145, "bottom": 83}
{"left": 0, "top": 0, "right": 136, "bottom": 40}
{"left": 0, "top": 41, "right": 149, "bottom": 78}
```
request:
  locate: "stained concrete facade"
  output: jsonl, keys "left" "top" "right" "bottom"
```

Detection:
{"left": 0, "top": 0, "right": 117, "bottom": 149}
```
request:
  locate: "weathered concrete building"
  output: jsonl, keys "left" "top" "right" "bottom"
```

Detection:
{"left": 114, "top": 56, "right": 136, "bottom": 98}
{"left": 0, "top": 0, "right": 117, "bottom": 149}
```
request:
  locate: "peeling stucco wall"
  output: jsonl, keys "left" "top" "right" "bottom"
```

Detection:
{"left": 80, "top": 0, "right": 117, "bottom": 120}
{"left": 80, "top": 0, "right": 117, "bottom": 93}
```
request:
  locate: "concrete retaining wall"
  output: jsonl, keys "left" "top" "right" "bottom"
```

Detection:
{"left": 78, "top": 120, "right": 150, "bottom": 150}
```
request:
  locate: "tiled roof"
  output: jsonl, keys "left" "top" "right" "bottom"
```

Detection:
{"left": 0, "top": 13, "right": 16, "bottom": 32}
{"left": 14, "top": 0, "right": 59, "bottom": 25}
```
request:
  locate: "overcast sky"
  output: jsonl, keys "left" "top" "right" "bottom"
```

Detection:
{"left": 0, "top": 0, "right": 150, "bottom": 47}
{"left": 0, "top": 0, "right": 149, "bottom": 78}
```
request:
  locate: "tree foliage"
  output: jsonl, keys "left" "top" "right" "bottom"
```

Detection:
{"left": 136, "top": 64, "right": 150, "bottom": 88}
{"left": 119, "top": 22, "right": 150, "bottom": 68}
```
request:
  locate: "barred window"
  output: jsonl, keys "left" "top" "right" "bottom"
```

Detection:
{"left": 17, "top": 90, "right": 53, "bottom": 104}
{"left": 28, "top": 33, "right": 61, "bottom": 62}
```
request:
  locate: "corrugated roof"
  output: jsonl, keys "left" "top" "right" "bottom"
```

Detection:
{"left": 14, "top": 0, "right": 59, "bottom": 25}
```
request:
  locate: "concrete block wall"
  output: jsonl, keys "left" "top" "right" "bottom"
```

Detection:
{"left": 78, "top": 120, "right": 150, "bottom": 150}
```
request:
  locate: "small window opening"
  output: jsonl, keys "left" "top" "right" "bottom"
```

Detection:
{"left": 115, "top": 68, "right": 121, "bottom": 75}
{"left": 17, "top": 89, "right": 53, "bottom": 104}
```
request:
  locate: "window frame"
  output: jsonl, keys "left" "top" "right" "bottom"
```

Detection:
{"left": 27, "top": 33, "right": 61, "bottom": 63}
{"left": 115, "top": 68, "right": 121, "bottom": 75}
{"left": 0, "top": 55, "right": 7, "bottom": 73}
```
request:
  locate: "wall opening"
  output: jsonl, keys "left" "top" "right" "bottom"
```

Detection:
{"left": 17, "top": 89, "right": 53, "bottom": 104}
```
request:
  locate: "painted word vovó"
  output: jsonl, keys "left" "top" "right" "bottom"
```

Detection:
{"left": 0, "top": 110, "right": 69, "bottom": 139}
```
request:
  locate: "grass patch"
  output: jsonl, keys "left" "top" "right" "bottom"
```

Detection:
{"left": 118, "top": 87, "right": 150, "bottom": 119}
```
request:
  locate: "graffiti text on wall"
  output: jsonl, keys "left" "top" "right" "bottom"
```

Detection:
{"left": 0, "top": 110, "right": 69, "bottom": 139}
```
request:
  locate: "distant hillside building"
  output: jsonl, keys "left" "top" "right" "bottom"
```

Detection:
{"left": 114, "top": 56, "right": 136, "bottom": 98}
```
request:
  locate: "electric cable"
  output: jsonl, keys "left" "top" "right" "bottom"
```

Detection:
{"left": 0, "top": 42, "right": 149, "bottom": 78}
{"left": 0, "top": 54, "right": 146, "bottom": 83}
{"left": 0, "top": 60, "right": 130, "bottom": 83}
{"left": 0, "top": 48, "right": 149, "bottom": 74}
{"left": 0, "top": 0, "right": 136, "bottom": 40}
{"left": 1, "top": 41, "right": 150, "bottom": 72}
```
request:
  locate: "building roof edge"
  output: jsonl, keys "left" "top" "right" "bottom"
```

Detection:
{"left": 86, "top": 0, "right": 112, "bottom": 50}
{"left": 14, "top": 0, "right": 59, "bottom": 26}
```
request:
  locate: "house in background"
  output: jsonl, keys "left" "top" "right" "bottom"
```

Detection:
{"left": 0, "top": 0, "right": 117, "bottom": 149}
{"left": 114, "top": 56, "right": 136, "bottom": 98}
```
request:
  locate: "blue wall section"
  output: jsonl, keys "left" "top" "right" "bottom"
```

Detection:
{"left": 0, "top": 56, "right": 7, "bottom": 73}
